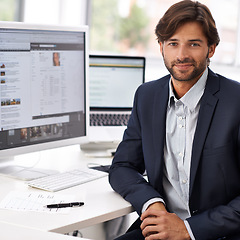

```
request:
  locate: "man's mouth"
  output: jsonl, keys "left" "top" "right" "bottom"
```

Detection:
{"left": 174, "top": 63, "right": 193, "bottom": 71}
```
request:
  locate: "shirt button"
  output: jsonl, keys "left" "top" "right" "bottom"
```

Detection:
{"left": 179, "top": 124, "right": 184, "bottom": 128}
{"left": 179, "top": 152, "right": 183, "bottom": 157}
{"left": 179, "top": 116, "right": 183, "bottom": 120}
{"left": 182, "top": 179, "right": 187, "bottom": 184}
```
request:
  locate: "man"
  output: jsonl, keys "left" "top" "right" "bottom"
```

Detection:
{"left": 53, "top": 52, "right": 60, "bottom": 66}
{"left": 109, "top": 0, "right": 240, "bottom": 239}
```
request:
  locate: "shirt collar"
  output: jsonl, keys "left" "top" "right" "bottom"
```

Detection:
{"left": 168, "top": 68, "right": 208, "bottom": 111}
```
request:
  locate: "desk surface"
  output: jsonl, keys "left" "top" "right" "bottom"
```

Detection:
{"left": 0, "top": 222, "right": 91, "bottom": 240}
{"left": 0, "top": 145, "right": 133, "bottom": 234}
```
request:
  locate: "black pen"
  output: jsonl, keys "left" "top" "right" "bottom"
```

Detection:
{"left": 45, "top": 202, "right": 84, "bottom": 208}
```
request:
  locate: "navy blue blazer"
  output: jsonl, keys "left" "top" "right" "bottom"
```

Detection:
{"left": 109, "top": 68, "right": 240, "bottom": 239}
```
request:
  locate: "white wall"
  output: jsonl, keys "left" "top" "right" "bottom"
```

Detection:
{"left": 23, "top": 0, "right": 88, "bottom": 26}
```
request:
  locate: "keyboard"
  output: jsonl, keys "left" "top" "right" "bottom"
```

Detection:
{"left": 27, "top": 168, "right": 108, "bottom": 192}
{"left": 90, "top": 113, "right": 130, "bottom": 126}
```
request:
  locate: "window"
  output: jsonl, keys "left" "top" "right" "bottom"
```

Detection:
{"left": 0, "top": 0, "right": 23, "bottom": 21}
{"left": 209, "top": 0, "right": 240, "bottom": 65}
{"left": 1, "top": 0, "right": 239, "bottom": 81}
{"left": 23, "top": 0, "right": 88, "bottom": 26}
{"left": 89, "top": 0, "right": 240, "bottom": 69}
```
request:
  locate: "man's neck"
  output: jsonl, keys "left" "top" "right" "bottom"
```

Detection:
{"left": 171, "top": 78, "right": 199, "bottom": 99}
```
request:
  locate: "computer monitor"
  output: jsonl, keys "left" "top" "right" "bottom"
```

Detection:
{"left": 0, "top": 21, "right": 89, "bottom": 180}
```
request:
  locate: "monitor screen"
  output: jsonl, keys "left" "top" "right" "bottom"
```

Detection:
{"left": 0, "top": 22, "right": 88, "bottom": 178}
{"left": 89, "top": 55, "right": 145, "bottom": 109}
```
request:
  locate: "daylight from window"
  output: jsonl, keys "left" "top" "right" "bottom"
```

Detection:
{"left": 0, "top": 0, "right": 19, "bottom": 21}
{"left": 0, "top": 0, "right": 239, "bottom": 81}
{"left": 90, "top": 0, "right": 240, "bottom": 66}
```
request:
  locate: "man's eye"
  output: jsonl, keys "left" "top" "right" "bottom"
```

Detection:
{"left": 191, "top": 43, "right": 200, "bottom": 47}
{"left": 169, "top": 42, "right": 177, "bottom": 46}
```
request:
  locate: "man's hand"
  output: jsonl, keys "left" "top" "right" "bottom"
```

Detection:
{"left": 140, "top": 204, "right": 191, "bottom": 240}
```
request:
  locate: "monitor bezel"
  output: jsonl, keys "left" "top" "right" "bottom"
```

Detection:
{"left": 0, "top": 21, "right": 89, "bottom": 159}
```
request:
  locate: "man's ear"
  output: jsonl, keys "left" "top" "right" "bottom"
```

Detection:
{"left": 208, "top": 44, "right": 216, "bottom": 59}
{"left": 159, "top": 41, "right": 163, "bottom": 55}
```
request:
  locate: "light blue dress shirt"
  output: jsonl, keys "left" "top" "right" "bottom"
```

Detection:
{"left": 142, "top": 68, "right": 208, "bottom": 239}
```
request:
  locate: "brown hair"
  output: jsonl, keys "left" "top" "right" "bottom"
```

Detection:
{"left": 155, "top": 0, "right": 220, "bottom": 46}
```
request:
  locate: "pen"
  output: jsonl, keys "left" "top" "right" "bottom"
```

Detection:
{"left": 45, "top": 202, "right": 84, "bottom": 208}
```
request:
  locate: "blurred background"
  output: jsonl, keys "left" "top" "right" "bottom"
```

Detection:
{"left": 1, "top": 0, "right": 239, "bottom": 81}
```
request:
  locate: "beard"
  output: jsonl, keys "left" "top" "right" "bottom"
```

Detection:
{"left": 162, "top": 52, "right": 209, "bottom": 82}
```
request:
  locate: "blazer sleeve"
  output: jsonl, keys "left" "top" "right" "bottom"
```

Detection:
{"left": 109, "top": 85, "right": 163, "bottom": 215}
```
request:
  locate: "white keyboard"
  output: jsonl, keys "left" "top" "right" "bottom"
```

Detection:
{"left": 27, "top": 168, "right": 108, "bottom": 192}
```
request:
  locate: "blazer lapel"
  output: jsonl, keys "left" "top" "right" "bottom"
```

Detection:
{"left": 189, "top": 69, "right": 220, "bottom": 196}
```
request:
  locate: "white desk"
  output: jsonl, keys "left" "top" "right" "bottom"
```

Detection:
{"left": 0, "top": 222, "right": 91, "bottom": 240}
{"left": 0, "top": 145, "right": 134, "bottom": 235}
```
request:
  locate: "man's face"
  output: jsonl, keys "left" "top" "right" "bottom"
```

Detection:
{"left": 53, "top": 53, "right": 59, "bottom": 62}
{"left": 160, "top": 21, "right": 216, "bottom": 83}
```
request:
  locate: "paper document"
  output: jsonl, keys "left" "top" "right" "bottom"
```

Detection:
{"left": 0, "top": 191, "right": 75, "bottom": 213}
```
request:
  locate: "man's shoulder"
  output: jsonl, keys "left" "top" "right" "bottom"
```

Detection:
{"left": 207, "top": 68, "right": 240, "bottom": 93}
{"left": 141, "top": 74, "right": 170, "bottom": 89}
{"left": 133, "top": 75, "right": 170, "bottom": 103}
{"left": 209, "top": 68, "right": 240, "bottom": 88}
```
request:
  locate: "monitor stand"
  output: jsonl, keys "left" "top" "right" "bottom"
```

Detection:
{"left": 0, "top": 165, "right": 58, "bottom": 181}
{"left": 0, "top": 154, "right": 59, "bottom": 181}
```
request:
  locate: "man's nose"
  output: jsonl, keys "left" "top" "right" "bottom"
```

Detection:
{"left": 176, "top": 45, "right": 190, "bottom": 61}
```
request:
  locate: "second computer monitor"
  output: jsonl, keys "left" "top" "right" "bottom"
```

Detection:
{"left": 87, "top": 54, "right": 145, "bottom": 145}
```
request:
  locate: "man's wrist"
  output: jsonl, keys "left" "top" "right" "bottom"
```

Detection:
{"left": 184, "top": 220, "right": 195, "bottom": 240}
{"left": 147, "top": 202, "right": 166, "bottom": 211}
{"left": 142, "top": 198, "right": 165, "bottom": 213}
